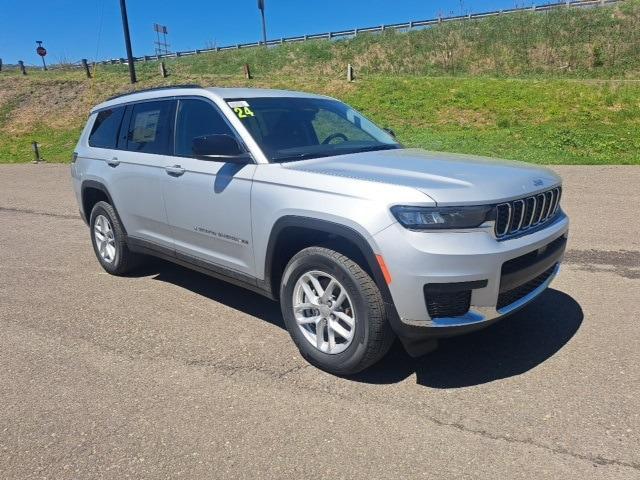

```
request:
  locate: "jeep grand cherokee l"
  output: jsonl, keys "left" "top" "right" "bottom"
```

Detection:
{"left": 71, "top": 85, "right": 568, "bottom": 374}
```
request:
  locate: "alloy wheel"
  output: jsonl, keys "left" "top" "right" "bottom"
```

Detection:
{"left": 292, "top": 270, "right": 356, "bottom": 354}
{"left": 94, "top": 214, "right": 116, "bottom": 264}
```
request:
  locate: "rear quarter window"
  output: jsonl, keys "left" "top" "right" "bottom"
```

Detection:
{"left": 88, "top": 107, "right": 125, "bottom": 148}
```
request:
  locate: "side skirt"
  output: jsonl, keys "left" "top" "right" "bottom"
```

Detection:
{"left": 127, "top": 236, "right": 276, "bottom": 300}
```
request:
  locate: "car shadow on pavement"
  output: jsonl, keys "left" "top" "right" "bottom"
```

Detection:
{"left": 141, "top": 259, "right": 285, "bottom": 330}
{"left": 351, "top": 289, "right": 583, "bottom": 388}
{"left": 141, "top": 260, "right": 582, "bottom": 389}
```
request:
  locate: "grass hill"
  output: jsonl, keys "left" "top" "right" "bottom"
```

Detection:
{"left": 1, "top": 0, "right": 639, "bottom": 164}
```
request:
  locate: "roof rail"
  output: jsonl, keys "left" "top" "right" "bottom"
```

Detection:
{"left": 105, "top": 84, "right": 202, "bottom": 101}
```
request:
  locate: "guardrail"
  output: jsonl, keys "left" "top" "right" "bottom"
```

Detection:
{"left": 5, "top": 0, "right": 621, "bottom": 71}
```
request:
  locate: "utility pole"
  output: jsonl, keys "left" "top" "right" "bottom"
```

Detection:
{"left": 119, "top": 0, "right": 137, "bottom": 83}
{"left": 258, "top": 0, "right": 267, "bottom": 46}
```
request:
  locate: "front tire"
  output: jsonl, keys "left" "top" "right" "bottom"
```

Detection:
{"left": 89, "top": 201, "right": 141, "bottom": 275}
{"left": 280, "top": 247, "right": 395, "bottom": 375}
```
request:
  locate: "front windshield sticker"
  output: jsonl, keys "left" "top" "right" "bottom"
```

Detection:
{"left": 228, "top": 101, "right": 255, "bottom": 119}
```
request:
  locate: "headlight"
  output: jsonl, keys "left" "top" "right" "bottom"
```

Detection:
{"left": 390, "top": 205, "right": 492, "bottom": 230}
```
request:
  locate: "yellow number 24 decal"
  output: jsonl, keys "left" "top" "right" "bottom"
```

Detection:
{"left": 233, "top": 106, "right": 255, "bottom": 119}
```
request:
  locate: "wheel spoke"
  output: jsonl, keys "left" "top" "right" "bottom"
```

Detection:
{"left": 307, "top": 274, "right": 325, "bottom": 298}
{"left": 300, "top": 282, "right": 318, "bottom": 303}
{"left": 327, "top": 325, "right": 336, "bottom": 351}
{"left": 296, "top": 314, "right": 321, "bottom": 325}
{"left": 329, "top": 319, "right": 352, "bottom": 341}
{"left": 334, "top": 311, "right": 355, "bottom": 328}
{"left": 294, "top": 303, "right": 316, "bottom": 313}
{"left": 316, "top": 318, "right": 327, "bottom": 350}
{"left": 333, "top": 289, "right": 347, "bottom": 309}
{"left": 321, "top": 279, "right": 337, "bottom": 301}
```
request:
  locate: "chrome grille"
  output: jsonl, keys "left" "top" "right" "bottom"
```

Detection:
{"left": 495, "top": 186, "right": 562, "bottom": 239}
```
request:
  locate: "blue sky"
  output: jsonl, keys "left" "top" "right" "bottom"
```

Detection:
{"left": 1, "top": 0, "right": 536, "bottom": 66}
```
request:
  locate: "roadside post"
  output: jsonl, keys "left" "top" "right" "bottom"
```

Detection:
{"left": 81, "top": 59, "right": 91, "bottom": 78}
{"left": 347, "top": 63, "right": 354, "bottom": 82}
{"left": 32, "top": 142, "right": 43, "bottom": 163}
{"left": 18, "top": 61, "right": 26, "bottom": 75}
{"left": 36, "top": 41, "right": 47, "bottom": 70}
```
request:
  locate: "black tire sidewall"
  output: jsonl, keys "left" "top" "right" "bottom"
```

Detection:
{"left": 280, "top": 251, "right": 375, "bottom": 375}
{"left": 89, "top": 202, "right": 122, "bottom": 273}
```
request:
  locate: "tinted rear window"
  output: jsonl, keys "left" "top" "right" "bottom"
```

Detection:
{"left": 125, "top": 100, "right": 174, "bottom": 155}
{"left": 88, "top": 107, "right": 125, "bottom": 148}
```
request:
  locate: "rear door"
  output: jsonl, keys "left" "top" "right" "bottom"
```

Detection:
{"left": 162, "top": 97, "right": 257, "bottom": 275}
{"left": 106, "top": 99, "right": 176, "bottom": 250}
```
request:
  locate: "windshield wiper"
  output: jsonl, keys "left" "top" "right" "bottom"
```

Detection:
{"left": 346, "top": 144, "right": 400, "bottom": 153}
{"left": 271, "top": 152, "right": 325, "bottom": 163}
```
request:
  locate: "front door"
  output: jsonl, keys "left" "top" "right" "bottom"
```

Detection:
{"left": 162, "top": 98, "right": 256, "bottom": 276}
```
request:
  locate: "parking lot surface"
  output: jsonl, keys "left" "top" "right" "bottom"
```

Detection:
{"left": 1, "top": 164, "right": 639, "bottom": 479}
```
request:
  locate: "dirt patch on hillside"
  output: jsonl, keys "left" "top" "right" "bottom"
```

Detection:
{"left": 1, "top": 80, "right": 88, "bottom": 134}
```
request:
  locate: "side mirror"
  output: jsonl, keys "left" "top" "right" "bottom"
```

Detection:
{"left": 383, "top": 127, "right": 396, "bottom": 138}
{"left": 192, "top": 134, "right": 252, "bottom": 163}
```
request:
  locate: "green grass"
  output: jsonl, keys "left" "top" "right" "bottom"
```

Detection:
{"left": 0, "top": 0, "right": 639, "bottom": 164}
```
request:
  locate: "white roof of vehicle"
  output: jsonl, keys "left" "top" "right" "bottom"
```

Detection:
{"left": 91, "top": 85, "right": 330, "bottom": 113}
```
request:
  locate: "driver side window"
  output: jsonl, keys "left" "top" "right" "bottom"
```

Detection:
{"left": 175, "top": 99, "right": 235, "bottom": 157}
{"left": 311, "top": 110, "right": 375, "bottom": 144}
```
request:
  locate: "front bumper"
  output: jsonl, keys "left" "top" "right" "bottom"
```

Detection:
{"left": 374, "top": 211, "right": 569, "bottom": 339}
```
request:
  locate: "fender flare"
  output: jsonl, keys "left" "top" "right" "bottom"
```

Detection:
{"left": 80, "top": 180, "right": 126, "bottom": 234}
{"left": 262, "top": 215, "right": 394, "bottom": 304}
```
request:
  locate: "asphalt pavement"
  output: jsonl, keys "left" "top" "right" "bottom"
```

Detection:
{"left": 0, "top": 164, "right": 639, "bottom": 479}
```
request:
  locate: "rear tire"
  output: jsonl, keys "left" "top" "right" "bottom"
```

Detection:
{"left": 89, "top": 201, "right": 141, "bottom": 275}
{"left": 280, "top": 246, "right": 395, "bottom": 375}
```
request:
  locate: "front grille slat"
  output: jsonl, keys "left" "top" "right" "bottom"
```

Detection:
{"left": 542, "top": 191, "right": 553, "bottom": 220}
{"left": 494, "top": 186, "right": 562, "bottom": 240}
{"left": 510, "top": 199, "right": 525, "bottom": 233}
{"left": 534, "top": 194, "right": 545, "bottom": 224}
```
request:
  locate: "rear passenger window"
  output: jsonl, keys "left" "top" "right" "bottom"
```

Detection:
{"left": 89, "top": 107, "right": 125, "bottom": 148}
{"left": 175, "top": 99, "right": 235, "bottom": 157}
{"left": 125, "top": 100, "right": 174, "bottom": 154}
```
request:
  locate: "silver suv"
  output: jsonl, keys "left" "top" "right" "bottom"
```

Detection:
{"left": 71, "top": 85, "right": 569, "bottom": 374}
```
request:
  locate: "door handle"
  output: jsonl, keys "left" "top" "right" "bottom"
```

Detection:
{"left": 106, "top": 157, "right": 120, "bottom": 167}
{"left": 165, "top": 164, "right": 185, "bottom": 176}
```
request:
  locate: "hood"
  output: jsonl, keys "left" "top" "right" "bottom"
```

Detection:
{"left": 282, "top": 148, "right": 561, "bottom": 205}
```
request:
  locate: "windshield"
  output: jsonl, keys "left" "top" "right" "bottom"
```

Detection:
{"left": 225, "top": 97, "right": 401, "bottom": 162}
